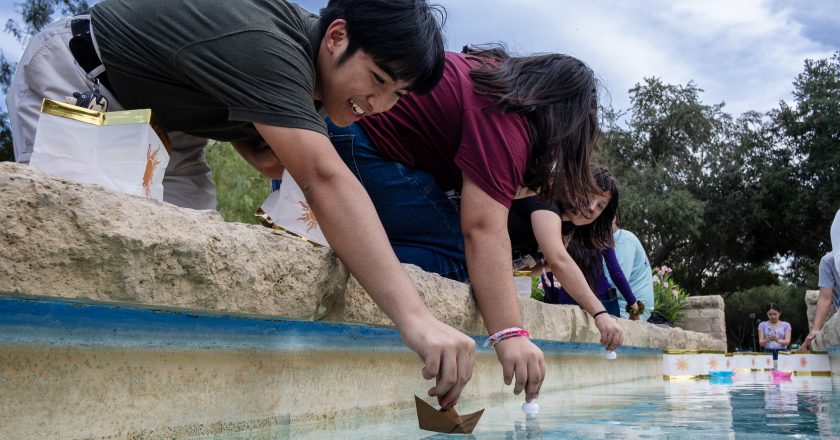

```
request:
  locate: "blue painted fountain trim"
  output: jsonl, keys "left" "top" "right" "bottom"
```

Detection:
{"left": 0, "top": 295, "right": 658, "bottom": 356}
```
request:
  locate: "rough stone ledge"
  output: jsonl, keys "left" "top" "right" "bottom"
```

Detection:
{"left": 0, "top": 162, "right": 723, "bottom": 351}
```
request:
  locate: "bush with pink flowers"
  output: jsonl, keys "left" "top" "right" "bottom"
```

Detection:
{"left": 650, "top": 266, "right": 690, "bottom": 325}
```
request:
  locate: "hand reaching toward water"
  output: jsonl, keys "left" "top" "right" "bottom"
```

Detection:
{"left": 594, "top": 313, "right": 623, "bottom": 351}
{"left": 493, "top": 336, "right": 546, "bottom": 403}
{"left": 399, "top": 314, "right": 476, "bottom": 409}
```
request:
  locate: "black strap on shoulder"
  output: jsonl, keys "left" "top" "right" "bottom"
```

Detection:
{"left": 68, "top": 19, "right": 98, "bottom": 74}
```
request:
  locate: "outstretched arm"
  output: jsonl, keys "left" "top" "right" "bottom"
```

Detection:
{"left": 532, "top": 210, "right": 623, "bottom": 350}
{"left": 804, "top": 287, "right": 834, "bottom": 349}
{"left": 603, "top": 248, "right": 639, "bottom": 317}
{"left": 460, "top": 176, "right": 545, "bottom": 403}
{"left": 256, "top": 123, "right": 476, "bottom": 408}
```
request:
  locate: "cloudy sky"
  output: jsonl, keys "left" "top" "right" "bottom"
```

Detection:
{"left": 1, "top": 0, "right": 838, "bottom": 118}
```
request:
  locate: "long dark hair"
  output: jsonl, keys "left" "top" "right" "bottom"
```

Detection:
{"left": 566, "top": 241, "right": 603, "bottom": 292}
{"left": 462, "top": 44, "right": 600, "bottom": 212}
{"left": 571, "top": 165, "right": 619, "bottom": 250}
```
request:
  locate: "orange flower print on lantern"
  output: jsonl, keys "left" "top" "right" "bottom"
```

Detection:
{"left": 799, "top": 356, "right": 809, "bottom": 368}
{"left": 765, "top": 358, "right": 771, "bottom": 367}
{"left": 675, "top": 357, "right": 689, "bottom": 372}
{"left": 142, "top": 145, "right": 161, "bottom": 197}
{"left": 297, "top": 201, "right": 319, "bottom": 232}
{"left": 708, "top": 358, "right": 719, "bottom": 370}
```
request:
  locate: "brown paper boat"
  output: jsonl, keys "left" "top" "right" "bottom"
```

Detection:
{"left": 414, "top": 395, "right": 485, "bottom": 434}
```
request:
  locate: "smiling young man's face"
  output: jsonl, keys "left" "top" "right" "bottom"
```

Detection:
{"left": 315, "top": 20, "right": 411, "bottom": 127}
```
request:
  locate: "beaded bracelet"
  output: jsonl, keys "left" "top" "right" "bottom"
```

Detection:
{"left": 483, "top": 327, "right": 530, "bottom": 347}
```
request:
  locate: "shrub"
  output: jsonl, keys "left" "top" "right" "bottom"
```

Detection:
{"left": 204, "top": 141, "right": 270, "bottom": 224}
{"left": 650, "top": 266, "right": 691, "bottom": 325}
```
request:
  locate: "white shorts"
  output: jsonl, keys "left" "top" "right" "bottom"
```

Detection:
{"left": 6, "top": 16, "right": 217, "bottom": 210}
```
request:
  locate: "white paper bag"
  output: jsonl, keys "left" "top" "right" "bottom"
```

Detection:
{"left": 29, "top": 99, "right": 169, "bottom": 201}
{"left": 260, "top": 171, "right": 329, "bottom": 247}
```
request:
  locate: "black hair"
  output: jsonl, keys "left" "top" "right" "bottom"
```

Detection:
{"left": 767, "top": 303, "right": 781, "bottom": 313}
{"left": 566, "top": 241, "right": 602, "bottom": 292}
{"left": 319, "top": 0, "right": 446, "bottom": 94}
{"left": 462, "top": 44, "right": 601, "bottom": 212}
{"left": 570, "top": 165, "right": 619, "bottom": 250}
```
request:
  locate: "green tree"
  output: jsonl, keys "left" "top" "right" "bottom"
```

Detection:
{"left": 599, "top": 77, "right": 807, "bottom": 295}
{"left": 1, "top": 0, "right": 92, "bottom": 161}
{"left": 775, "top": 51, "right": 840, "bottom": 278}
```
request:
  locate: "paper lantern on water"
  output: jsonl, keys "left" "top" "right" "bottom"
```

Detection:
{"left": 731, "top": 353, "right": 754, "bottom": 371}
{"left": 776, "top": 351, "right": 797, "bottom": 373}
{"left": 793, "top": 351, "right": 831, "bottom": 376}
{"left": 663, "top": 350, "right": 704, "bottom": 379}
{"left": 703, "top": 351, "right": 728, "bottom": 374}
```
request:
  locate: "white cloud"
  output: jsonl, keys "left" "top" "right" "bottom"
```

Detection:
{"left": 436, "top": 0, "right": 834, "bottom": 116}
{"left": 0, "top": 0, "right": 835, "bottom": 118}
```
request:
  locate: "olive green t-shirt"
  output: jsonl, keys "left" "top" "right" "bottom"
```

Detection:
{"left": 91, "top": 0, "right": 326, "bottom": 141}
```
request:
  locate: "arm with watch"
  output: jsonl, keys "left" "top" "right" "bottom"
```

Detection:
{"left": 531, "top": 210, "right": 624, "bottom": 350}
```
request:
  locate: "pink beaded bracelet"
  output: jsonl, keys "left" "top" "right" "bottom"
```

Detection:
{"left": 483, "top": 327, "right": 530, "bottom": 347}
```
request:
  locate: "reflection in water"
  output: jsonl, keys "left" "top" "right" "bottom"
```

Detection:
{"left": 210, "top": 376, "right": 839, "bottom": 439}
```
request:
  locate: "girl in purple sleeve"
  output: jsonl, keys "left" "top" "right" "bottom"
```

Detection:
{"left": 509, "top": 165, "right": 639, "bottom": 319}
{"left": 530, "top": 167, "right": 640, "bottom": 318}
{"left": 758, "top": 303, "right": 792, "bottom": 360}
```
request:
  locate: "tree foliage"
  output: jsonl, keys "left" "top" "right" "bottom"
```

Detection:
{"left": 598, "top": 53, "right": 840, "bottom": 296}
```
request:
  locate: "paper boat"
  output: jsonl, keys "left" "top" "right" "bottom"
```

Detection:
{"left": 770, "top": 370, "right": 793, "bottom": 378}
{"left": 414, "top": 395, "right": 484, "bottom": 434}
{"left": 709, "top": 370, "right": 735, "bottom": 378}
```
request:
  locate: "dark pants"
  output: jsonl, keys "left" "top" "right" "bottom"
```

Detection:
{"left": 764, "top": 348, "right": 783, "bottom": 361}
{"left": 324, "top": 120, "right": 469, "bottom": 282}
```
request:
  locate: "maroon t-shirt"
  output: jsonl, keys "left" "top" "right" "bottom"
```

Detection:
{"left": 359, "top": 52, "right": 530, "bottom": 208}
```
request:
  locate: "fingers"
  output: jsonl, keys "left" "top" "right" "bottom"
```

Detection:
{"left": 436, "top": 342, "right": 474, "bottom": 409}
{"left": 513, "top": 359, "right": 528, "bottom": 395}
{"left": 524, "top": 356, "right": 544, "bottom": 402}
{"left": 422, "top": 352, "right": 440, "bottom": 381}
{"left": 502, "top": 354, "right": 515, "bottom": 386}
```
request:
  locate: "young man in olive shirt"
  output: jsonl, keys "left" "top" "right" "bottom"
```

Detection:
{"left": 8, "top": 0, "right": 475, "bottom": 408}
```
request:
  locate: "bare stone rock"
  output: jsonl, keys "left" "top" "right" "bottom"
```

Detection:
{"left": 0, "top": 162, "right": 724, "bottom": 351}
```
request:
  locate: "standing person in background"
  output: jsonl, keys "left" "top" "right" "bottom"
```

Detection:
{"left": 803, "top": 252, "right": 840, "bottom": 350}
{"left": 758, "top": 303, "right": 792, "bottom": 360}
{"left": 606, "top": 219, "right": 654, "bottom": 321}
{"left": 8, "top": 0, "right": 477, "bottom": 409}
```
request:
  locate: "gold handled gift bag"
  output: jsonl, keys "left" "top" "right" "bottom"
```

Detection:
{"left": 258, "top": 170, "right": 329, "bottom": 247}
{"left": 29, "top": 99, "right": 171, "bottom": 201}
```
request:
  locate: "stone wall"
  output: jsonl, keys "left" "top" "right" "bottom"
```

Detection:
{"left": 0, "top": 162, "right": 727, "bottom": 438}
{"left": 0, "top": 162, "right": 724, "bottom": 351}
{"left": 805, "top": 289, "right": 836, "bottom": 330}
{"left": 679, "top": 295, "right": 727, "bottom": 345}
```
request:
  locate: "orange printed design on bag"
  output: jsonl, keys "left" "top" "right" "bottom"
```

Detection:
{"left": 143, "top": 145, "right": 161, "bottom": 197}
{"left": 296, "top": 200, "right": 319, "bottom": 232}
